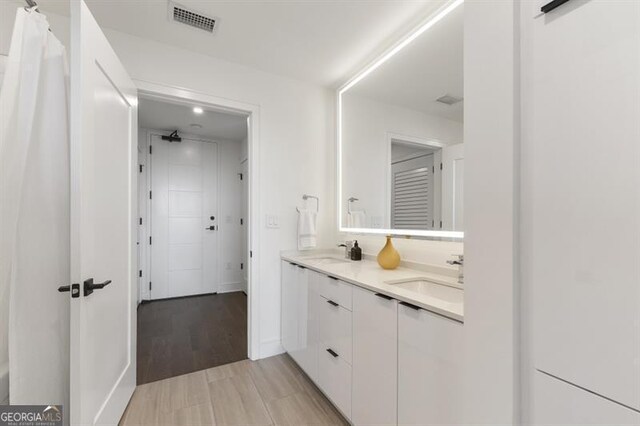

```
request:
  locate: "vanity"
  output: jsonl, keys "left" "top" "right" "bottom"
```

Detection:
{"left": 282, "top": 1, "right": 466, "bottom": 424}
{"left": 280, "top": 252, "right": 464, "bottom": 425}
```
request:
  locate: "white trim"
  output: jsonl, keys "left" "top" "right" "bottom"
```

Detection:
{"left": 218, "top": 282, "right": 244, "bottom": 294}
{"left": 259, "top": 338, "right": 285, "bottom": 359}
{"left": 336, "top": 0, "right": 464, "bottom": 240}
{"left": 134, "top": 79, "right": 262, "bottom": 361}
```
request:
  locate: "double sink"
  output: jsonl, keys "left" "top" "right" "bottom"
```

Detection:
{"left": 305, "top": 256, "right": 462, "bottom": 305}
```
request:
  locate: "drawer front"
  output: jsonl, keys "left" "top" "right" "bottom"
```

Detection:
{"left": 319, "top": 296, "right": 353, "bottom": 364}
{"left": 318, "top": 345, "right": 352, "bottom": 420}
{"left": 319, "top": 274, "right": 352, "bottom": 311}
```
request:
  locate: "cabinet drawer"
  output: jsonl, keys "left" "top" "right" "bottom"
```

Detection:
{"left": 319, "top": 274, "right": 352, "bottom": 310}
{"left": 318, "top": 344, "right": 352, "bottom": 420}
{"left": 319, "top": 296, "right": 352, "bottom": 365}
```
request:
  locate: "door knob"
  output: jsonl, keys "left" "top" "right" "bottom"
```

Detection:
{"left": 84, "top": 278, "right": 112, "bottom": 297}
{"left": 205, "top": 225, "right": 216, "bottom": 231}
{"left": 58, "top": 283, "right": 80, "bottom": 298}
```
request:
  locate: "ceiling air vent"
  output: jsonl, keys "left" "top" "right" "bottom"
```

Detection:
{"left": 436, "top": 95, "right": 463, "bottom": 106}
{"left": 168, "top": 2, "right": 217, "bottom": 33}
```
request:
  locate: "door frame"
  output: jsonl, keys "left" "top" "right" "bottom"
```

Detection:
{"left": 135, "top": 80, "right": 261, "bottom": 360}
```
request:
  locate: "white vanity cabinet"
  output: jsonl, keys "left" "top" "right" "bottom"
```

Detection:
{"left": 352, "top": 286, "right": 398, "bottom": 426}
{"left": 280, "top": 261, "right": 298, "bottom": 355}
{"left": 281, "top": 256, "right": 464, "bottom": 425}
{"left": 281, "top": 261, "right": 320, "bottom": 381}
{"left": 318, "top": 275, "right": 353, "bottom": 419}
{"left": 398, "top": 301, "right": 464, "bottom": 425}
{"left": 294, "top": 268, "right": 320, "bottom": 381}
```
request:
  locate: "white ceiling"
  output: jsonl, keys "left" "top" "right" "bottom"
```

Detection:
{"left": 138, "top": 98, "right": 248, "bottom": 142}
{"left": 346, "top": 3, "right": 463, "bottom": 122}
{"left": 37, "top": 0, "right": 449, "bottom": 87}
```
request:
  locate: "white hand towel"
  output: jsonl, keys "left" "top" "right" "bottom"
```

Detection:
{"left": 298, "top": 209, "right": 317, "bottom": 250}
{"left": 348, "top": 211, "right": 366, "bottom": 228}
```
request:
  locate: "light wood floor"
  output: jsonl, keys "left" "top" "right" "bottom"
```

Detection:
{"left": 120, "top": 354, "right": 349, "bottom": 426}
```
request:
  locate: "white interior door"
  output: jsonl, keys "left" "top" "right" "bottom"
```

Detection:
{"left": 150, "top": 135, "right": 219, "bottom": 299}
{"left": 441, "top": 143, "right": 464, "bottom": 231}
{"left": 69, "top": 1, "right": 137, "bottom": 424}
{"left": 241, "top": 159, "right": 248, "bottom": 292}
{"left": 391, "top": 154, "right": 435, "bottom": 230}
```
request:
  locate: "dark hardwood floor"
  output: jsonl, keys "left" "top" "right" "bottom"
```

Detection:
{"left": 137, "top": 291, "right": 247, "bottom": 385}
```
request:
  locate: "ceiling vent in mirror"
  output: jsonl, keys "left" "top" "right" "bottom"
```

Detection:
{"left": 168, "top": 1, "right": 217, "bottom": 33}
{"left": 436, "top": 95, "right": 463, "bottom": 106}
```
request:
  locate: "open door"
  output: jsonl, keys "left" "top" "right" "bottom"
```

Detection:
{"left": 68, "top": 1, "right": 137, "bottom": 424}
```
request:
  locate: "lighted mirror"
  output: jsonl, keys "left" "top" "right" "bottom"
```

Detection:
{"left": 338, "top": 0, "right": 464, "bottom": 239}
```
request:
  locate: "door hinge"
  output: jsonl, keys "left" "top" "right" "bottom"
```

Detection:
{"left": 149, "top": 191, "right": 152, "bottom": 200}
{"left": 139, "top": 217, "right": 142, "bottom": 225}
{"left": 239, "top": 173, "right": 243, "bottom": 181}
{"left": 432, "top": 166, "right": 434, "bottom": 173}
{"left": 139, "top": 270, "right": 142, "bottom": 277}
{"left": 149, "top": 282, "right": 152, "bottom": 290}
{"left": 149, "top": 145, "right": 153, "bottom": 155}
{"left": 240, "top": 218, "right": 243, "bottom": 225}
{"left": 250, "top": 250, "right": 253, "bottom": 258}
{"left": 440, "top": 220, "right": 443, "bottom": 229}
{"left": 440, "top": 163, "right": 443, "bottom": 170}
{"left": 240, "top": 263, "right": 244, "bottom": 270}
{"left": 432, "top": 219, "right": 435, "bottom": 228}
{"left": 139, "top": 164, "right": 143, "bottom": 173}
{"left": 149, "top": 236, "right": 152, "bottom": 245}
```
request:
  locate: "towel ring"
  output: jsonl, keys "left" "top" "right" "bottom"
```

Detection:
{"left": 297, "top": 194, "right": 319, "bottom": 213}
{"left": 348, "top": 197, "right": 364, "bottom": 214}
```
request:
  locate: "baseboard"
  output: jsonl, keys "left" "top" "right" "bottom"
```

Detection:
{"left": 260, "top": 338, "right": 285, "bottom": 359}
{"left": 218, "top": 282, "right": 243, "bottom": 294}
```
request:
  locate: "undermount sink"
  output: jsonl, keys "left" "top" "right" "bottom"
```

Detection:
{"left": 385, "top": 278, "right": 463, "bottom": 304}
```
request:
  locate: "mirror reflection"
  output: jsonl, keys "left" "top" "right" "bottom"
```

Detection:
{"left": 340, "top": 2, "right": 464, "bottom": 233}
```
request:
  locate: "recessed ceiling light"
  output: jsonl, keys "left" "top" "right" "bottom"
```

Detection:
{"left": 193, "top": 107, "right": 203, "bottom": 114}
{"left": 190, "top": 123, "right": 203, "bottom": 129}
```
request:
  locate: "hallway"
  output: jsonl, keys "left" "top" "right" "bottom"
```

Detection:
{"left": 137, "top": 292, "right": 247, "bottom": 385}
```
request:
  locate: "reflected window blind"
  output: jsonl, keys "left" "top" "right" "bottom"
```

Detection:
{"left": 392, "top": 167, "right": 430, "bottom": 229}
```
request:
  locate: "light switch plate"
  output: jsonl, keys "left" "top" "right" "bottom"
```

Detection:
{"left": 266, "top": 214, "right": 280, "bottom": 229}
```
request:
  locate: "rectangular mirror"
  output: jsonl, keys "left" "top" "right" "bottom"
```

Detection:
{"left": 338, "top": 0, "right": 464, "bottom": 239}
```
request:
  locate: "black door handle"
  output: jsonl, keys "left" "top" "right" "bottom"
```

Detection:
{"left": 326, "top": 348, "right": 339, "bottom": 358}
{"left": 58, "top": 283, "right": 80, "bottom": 298}
{"left": 84, "top": 278, "right": 112, "bottom": 297}
{"left": 205, "top": 225, "right": 216, "bottom": 231}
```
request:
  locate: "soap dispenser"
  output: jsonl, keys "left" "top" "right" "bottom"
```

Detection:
{"left": 350, "top": 240, "right": 362, "bottom": 261}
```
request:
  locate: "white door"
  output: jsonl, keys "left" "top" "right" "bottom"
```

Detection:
{"left": 69, "top": 1, "right": 138, "bottom": 424}
{"left": 150, "top": 135, "right": 219, "bottom": 299}
{"left": 241, "top": 159, "right": 248, "bottom": 292}
{"left": 441, "top": 143, "right": 464, "bottom": 231}
{"left": 391, "top": 154, "right": 435, "bottom": 230}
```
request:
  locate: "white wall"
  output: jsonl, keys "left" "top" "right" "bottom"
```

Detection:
{"left": 342, "top": 92, "right": 463, "bottom": 228}
{"left": 103, "top": 30, "right": 334, "bottom": 357}
{"left": 463, "top": 0, "right": 519, "bottom": 423}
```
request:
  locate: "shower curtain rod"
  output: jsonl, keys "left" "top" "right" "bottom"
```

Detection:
{"left": 24, "top": 0, "right": 41, "bottom": 13}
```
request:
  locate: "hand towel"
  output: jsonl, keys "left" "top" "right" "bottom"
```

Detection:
{"left": 348, "top": 211, "right": 366, "bottom": 228}
{"left": 298, "top": 209, "right": 317, "bottom": 250}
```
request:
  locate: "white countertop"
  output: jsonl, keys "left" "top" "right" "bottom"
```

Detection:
{"left": 281, "top": 251, "right": 464, "bottom": 322}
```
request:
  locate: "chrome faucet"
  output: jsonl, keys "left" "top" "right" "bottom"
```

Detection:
{"left": 447, "top": 254, "right": 464, "bottom": 284}
{"left": 338, "top": 241, "right": 354, "bottom": 259}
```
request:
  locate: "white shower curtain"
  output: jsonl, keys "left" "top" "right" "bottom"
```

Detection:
{"left": 0, "top": 7, "right": 69, "bottom": 405}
